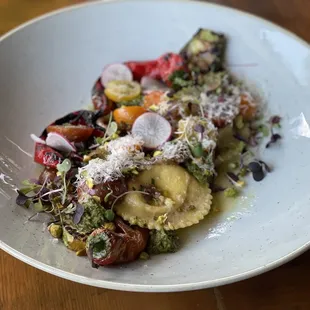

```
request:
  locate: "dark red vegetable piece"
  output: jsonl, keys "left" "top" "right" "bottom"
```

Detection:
{"left": 86, "top": 218, "right": 149, "bottom": 266}
{"left": 34, "top": 143, "right": 63, "bottom": 168}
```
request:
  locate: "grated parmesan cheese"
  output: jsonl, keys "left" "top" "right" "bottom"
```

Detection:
{"left": 77, "top": 135, "right": 147, "bottom": 185}
{"left": 160, "top": 140, "right": 191, "bottom": 163}
{"left": 200, "top": 74, "right": 254, "bottom": 125}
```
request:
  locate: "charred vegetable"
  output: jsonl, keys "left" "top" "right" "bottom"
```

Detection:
{"left": 86, "top": 218, "right": 149, "bottom": 266}
{"left": 181, "top": 28, "right": 226, "bottom": 73}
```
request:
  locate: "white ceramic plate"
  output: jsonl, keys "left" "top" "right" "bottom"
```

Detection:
{"left": 1, "top": 0, "right": 310, "bottom": 292}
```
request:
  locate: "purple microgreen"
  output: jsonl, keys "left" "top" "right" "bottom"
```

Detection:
{"left": 73, "top": 203, "right": 84, "bottom": 225}
{"left": 258, "top": 160, "right": 272, "bottom": 173}
{"left": 252, "top": 170, "right": 265, "bottom": 182}
{"left": 226, "top": 172, "right": 245, "bottom": 188}
{"left": 266, "top": 134, "right": 281, "bottom": 148}
{"left": 226, "top": 172, "right": 239, "bottom": 183}
{"left": 194, "top": 124, "right": 205, "bottom": 141}
{"left": 194, "top": 124, "right": 205, "bottom": 133}
{"left": 16, "top": 191, "right": 31, "bottom": 207}
{"left": 248, "top": 162, "right": 262, "bottom": 173}
{"left": 233, "top": 133, "right": 249, "bottom": 144}
{"left": 211, "top": 184, "right": 226, "bottom": 193}
{"left": 269, "top": 115, "right": 281, "bottom": 125}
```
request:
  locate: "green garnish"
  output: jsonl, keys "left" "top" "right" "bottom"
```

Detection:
{"left": 104, "top": 190, "right": 113, "bottom": 203}
{"left": 258, "top": 124, "right": 270, "bottom": 137}
{"left": 139, "top": 252, "right": 150, "bottom": 260}
{"left": 104, "top": 210, "right": 115, "bottom": 222}
{"left": 56, "top": 159, "right": 71, "bottom": 174}
{"left": 56, "top": 159, "right": 72, "bottom": 205}
{"left": 33, "top": 198, "right": 45, "bottom": 212}
{"left": 168, "top": 70, "right": 193, "bottom": 90}
{"left": 224, "top": 187, "right": 238, "bottom": 198}
{"left": 147, "top": 230, "right": 180, "bottom": 255}
{"left": 190, "top": 142, "right": 204, "bottom": 158}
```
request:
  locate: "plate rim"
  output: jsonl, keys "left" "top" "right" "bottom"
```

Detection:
{"left": 1, "top": 0, "right": 310, "bottom": 292}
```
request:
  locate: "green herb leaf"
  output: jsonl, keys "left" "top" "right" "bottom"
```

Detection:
{"left": 95, "top": 137, "right": 104, "bottom": 145}
{"left": 34, "top": 199, "right": 44, "bottom": 212}
{"left": 104, "top": 190, "right": 113, "bottom": 203}
{"left": 106, "top": 121, "right": 118, "bottom": 137}
{"left": 258, "top": 125, "right": 269, "bottom": 137}
{"left": 190, "top": 142, "right": 204, "bottom": 158}
{"left": 104, "top": 210, "right": 115, "bottom": 222}
{"left": 57, "top": 159, "right": 71, "bottom": 173}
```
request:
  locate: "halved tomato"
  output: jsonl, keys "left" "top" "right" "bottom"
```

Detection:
{"left": 113, "top": 106, "right": 146, "bottom": 125}
{"left": 46, "top": 125, "right": 94, "bottom": 142}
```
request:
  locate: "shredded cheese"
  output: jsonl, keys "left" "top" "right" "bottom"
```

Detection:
{"left": 77, "top": 135, "right": 147, "bottom": 185}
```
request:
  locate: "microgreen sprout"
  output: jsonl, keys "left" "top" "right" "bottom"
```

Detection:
{"left": 56, "top": 159, "right": 72, "bottom": 205}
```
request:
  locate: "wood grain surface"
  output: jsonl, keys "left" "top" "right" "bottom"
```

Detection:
{"left": 1, "top": 1, "right": 310, "bottom": 309}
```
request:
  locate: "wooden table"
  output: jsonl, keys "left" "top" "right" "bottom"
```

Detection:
{"left": 1, "top": 1, "right": 310, "bottom": 309}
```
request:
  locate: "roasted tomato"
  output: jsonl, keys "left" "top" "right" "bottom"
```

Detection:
{"left": 86, "top": 218, "right": 149, "bottom": 266}
{"left": 125, "top": 53, "right": 186, "bottom": 84}
{"left": 46, "top": 125, "right": 94, "bottom": 142}
{"left": 125, "top": 60, "right": 159, "bottom": 81}
{"left": 34, "top": 143, "right": 63, "bottom": 168}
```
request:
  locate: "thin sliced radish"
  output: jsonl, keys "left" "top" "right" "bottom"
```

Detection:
{"left": 46, "top": 132, "right": 76, "bottom": 153}
{"left": 141, "top": 76, "right": 169, "bottom": 93}
{"left": 101, "top": 63, "right": 133, "bottom": 87}
{"left": 132, "top": 113, "right": 172, "bottom": 149}
{"left": 30, "top": 134, "right": 46, "bottom": 144}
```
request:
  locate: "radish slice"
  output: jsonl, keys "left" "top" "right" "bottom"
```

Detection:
{"left": 132, "top": 113, "right": 172, "bottom": 149}
{"left": 141, "top": 76, "right": 169, "bottom": 93}
{"left": 30, "top": 134, "right": 46, "bottom": 144}
{"left": 46, "top": 132, "right": 76, "bottom": 153}
{"left": 101, "top": 63, "right": 133, "bottom": 87}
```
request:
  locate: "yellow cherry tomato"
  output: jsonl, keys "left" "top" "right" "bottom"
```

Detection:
{"left": 113, "top": 106, "right": 146, "bottom": 125}
{"left": 104, "top": 80, "right": 141, "bottom": 103}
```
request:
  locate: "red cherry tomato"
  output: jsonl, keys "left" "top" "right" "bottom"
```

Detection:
{"left": 34, "top": 143, "right": 63, "bottom": 168}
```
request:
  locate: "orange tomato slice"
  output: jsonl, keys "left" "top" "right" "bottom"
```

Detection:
{"left": 113, "top": 106, "right": 146, "bottom": 125}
